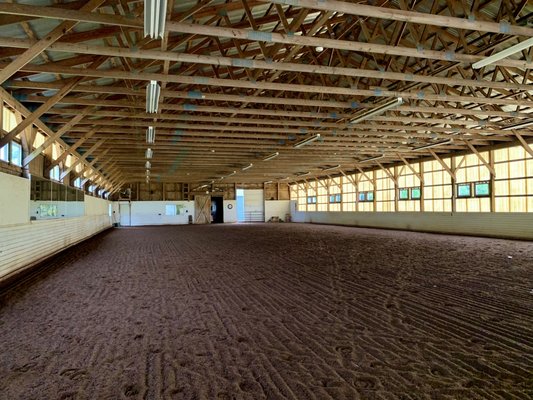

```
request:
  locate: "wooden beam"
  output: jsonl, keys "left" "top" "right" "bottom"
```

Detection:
{"left": 428, "top": 149, "right": 455, "bottom": 180}
{"left": 462, "top": 140, "right": 496, "bottom": 176}
{"left": 22, "top": 107, "right": 94, "bottom": 166}
{"left": 60, "top": 140, "right": 106, "bottom": 180}
{"left": 0, "top": 38, "right": 533, "bottom": 90}
{"left": 8, "top": 62, "right": 533, "bottom": 108}
{"left": 1, "top": 37, "right": 530, "bottom": 92}
{"left": 46, "top": 129, "right": 97, "bottom": 171}
{"left": 355, "top": 165, "right": 374, "bottom": 187}
{"left": 0, "top": 0, "right": 105, "bottom": 84}
{"left": 397, "top": 153, "right": 424, "bottom": 184}
{"left": 376, "top": 161, "right": 398, "bottom": 185}
{"left": 0, "top": 55, "right": 106, "bottom": 149}
{"left": 261, "top": 0, "right": 533, "bottom": 37}
{"left": 514, "top": 132, "right": 533, "bottom": 158}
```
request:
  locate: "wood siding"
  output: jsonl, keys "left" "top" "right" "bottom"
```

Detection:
{"left": 0, "top": 214, "right": 111, "bottom": 282}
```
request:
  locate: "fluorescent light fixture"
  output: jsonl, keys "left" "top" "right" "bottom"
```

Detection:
{"left": 263, "top": 152, "right": 279, "bottom": 161}
{"left": 472, "top": 37, "right": 533, "bottom": 69}
{"left": 412, "top": 138, "right": 453, "bottom": 151}
{"left": 264, "top": 180, "right": 273, "bottom": 184}
{"left": 145, "top": 161, "right": 151, "bottom": 169}
{"left": 296, "top": 172, "right": 310, "bottom": 176}
{"left": 146, "top": 148, "right": 153, "bottom": 159}
{"left": 322, "top": 164, "right": 340, "bottom": 171}
{"left": 315, "top": 46, "right": 324, "bottom": 52}
{"left": 146, "top": 126, "right": 155, "bottom": 144}
{"left": 146, "top": 169, "right": 150, "bottom": 176}
{"left": 144, "top": 0, "right": 168, "bottom": 39}
{"left": 349, "top": 97, "right": 403, "bottom": 124}
{"left": 226, "top": 171, "right": 237, "bottom": 177}
{"left": 294, "top": 133, "right": 321, "bottom": 148}
{"left": 359, "top": 154, "right": 384, "bottom": 163}
{"left": 242, "top": 163, "right": 253, "bottom": 171}
{"left": 502, "top": 120, "right": 533, "bottom": 131}
{"left": 146, "top": 80, "right": 161, "bottom": 113}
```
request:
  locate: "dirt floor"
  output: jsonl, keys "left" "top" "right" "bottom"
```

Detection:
{"left": 0, "top": 224, "right": 532, "bottom": 399}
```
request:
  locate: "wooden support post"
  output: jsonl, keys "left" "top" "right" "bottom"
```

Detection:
{"left": 515, "top": 132, "right": 533, "bottom": 158}
{"left": 429, "top": 149, "right": 455, "bottom": 180}
{"left": 463, "top": 140, "right": 496, "bottom": 176}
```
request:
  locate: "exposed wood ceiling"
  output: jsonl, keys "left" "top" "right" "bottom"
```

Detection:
{"left": 0, "top": 0, "right": 532, "bottom": 190}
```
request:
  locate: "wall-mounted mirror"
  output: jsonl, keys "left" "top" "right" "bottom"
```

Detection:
{"left": 30, "top": 176, "right": 85, "bottom": 219}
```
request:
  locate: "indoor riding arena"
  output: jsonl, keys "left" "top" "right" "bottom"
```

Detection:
{"left": 0, "top": 0, "right": 532, "bottom": 399}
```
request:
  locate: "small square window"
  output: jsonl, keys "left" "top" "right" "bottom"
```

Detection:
{"left": 457, "top": 183, "right": 472, "bottom": 198}
{"left": 399, "top": 188, "right": 409, "bottom": 200}
{"left": 411, "top": 187, "right": 421, "bottom": 200}
{"left": 366, "top": 191, "right": 374, "bottom": 201}
{"left": 358, "top": 192, "right": 366, "bottom": 202}
{"left": 474, "top": 181, "right": 490, "bottom": 197}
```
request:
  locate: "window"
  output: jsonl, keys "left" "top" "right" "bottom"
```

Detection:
{"left": 73, "top": 177, "right": 82, "bottom": 188}
{"left": 329, "top": 194, "right": 341, "bottom": 203}
{"left": 399, "top": 188, "right": 409, "bottom": 200}
{"left": 307, "top": 196, "right": 317, "bottom": 204}
{"left": 474, "top": 181, "right": 490, "bottom": 197}
{"left": 457, "top": 183, "right": 472, "bottom": 198}
{"left": 50, "top": 165, "right": 60, "bottom": 181}
{"left": 0, "top": 141, "right": 23, "bottom": 166}
{"left": 411, "top": 187, "right": 421, "bottom": 200}
{"left": 165, "top": 204, "right": 177, "bottom": 215}
{"left": 38, "top": 204, "right": 58, "bottom": 218}
{"left": 0, "top": 143, "right": 8, "bottom": 162}
{"left": 10, "top": 141, "right": 22, "bottom": 166}
{"left": 359, "top": 191, "right": 374, "bottom": 202}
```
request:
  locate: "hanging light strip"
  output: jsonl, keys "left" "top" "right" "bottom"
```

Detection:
{"left": 502, "top": 120, "right": 533, "bottom": 131}
{"left": 322, "top": 164, "right": 340, "bottom": 171}
{"left": 144, "top": 0, "right": 168, "bottom": 39}
{"left": 293, "top": 133, "right": 321, "bottom": 149}
{"left": 146, "top": 126, "right": 156, "bottom": 144}
{"left": 412, "top": 139, "right": 453, "bottom": 151}
{"left": 359, "top": 154, "right": 384, "bottom": 163}
{"left": 145, "top": 161, "right": 151, "bottom": 169}
{"left": 146, "top": 148, "right": 153, "bottom": 159}
{"left": 146, "top": 80, "right": 161, "bottom": 113}
{"left": 263, "top": 152, "right": 279, "bottom": 161}
{"left": 472, "top": 37, "right": 533, "bottom": 69}
{"left": 242, "top": 163, "right": 253, "bottom": 171}
{"left": 349, "top": 97, "right": 403, "bottom": 124}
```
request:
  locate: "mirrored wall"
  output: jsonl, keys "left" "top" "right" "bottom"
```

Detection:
{"left": 30, "top": 176, "right": 85, "bottom": 219}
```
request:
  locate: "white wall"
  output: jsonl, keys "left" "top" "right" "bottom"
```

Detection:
{"left": 129, "top": 201, "right": 194, "bottom": 226}
{"left": 291, "top": 201, "right": 533, "bottom": 240}
{"left": 0, "top": 172, "right": 29, "bottom": 226}
{"left": 223, "top": 200, "right": 237, "bottom": 223}
{"left": 0, "top": 172, "right": 112, "bottom": 282}
{"left": 265, "top": 200, "right": 291, "bottom": 222}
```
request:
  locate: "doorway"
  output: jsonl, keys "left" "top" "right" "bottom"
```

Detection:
{"left": 194, "top": 195, "right": 211, "bottom": 224}
{"left": 211, "top": 196, "right": 224, "bottom": 223}
{"left": 119, "top": 201, "right": 130, "bottom": 226}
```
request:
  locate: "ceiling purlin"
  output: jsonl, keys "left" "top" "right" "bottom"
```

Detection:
{"left": 1, "top": 0, "right": 532, "bottom": 183}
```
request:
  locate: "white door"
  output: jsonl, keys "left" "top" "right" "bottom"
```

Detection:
{"left": 119, "top": 202, "right": 131, "bottom": 226}
{"left": 243, "top": 189, "right": 264, "bottom": 222}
